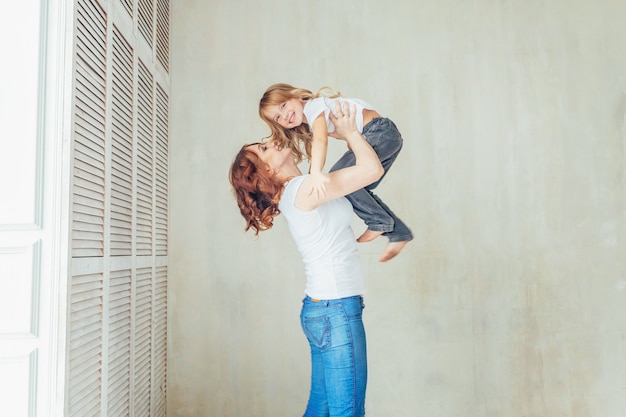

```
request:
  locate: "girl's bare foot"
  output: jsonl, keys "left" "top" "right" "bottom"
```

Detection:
{"left": 379, "top": 241, "right": 408, "bottom": 262}
{"left": 357, "top": 229, "right": 384, "bottom": 243}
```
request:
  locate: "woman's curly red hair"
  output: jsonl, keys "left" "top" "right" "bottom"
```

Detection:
{"left": 229, "top": 143, "right": 285, "bottom": 235}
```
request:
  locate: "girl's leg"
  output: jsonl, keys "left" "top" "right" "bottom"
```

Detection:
{"left": 369, "top": 192, "right": 413, "bottom": 243}
{"left": 330, "top": 149, "right": 394, "bottom": 235}
{"left": 330, "top": 118, "right": 413, "bottom": 243}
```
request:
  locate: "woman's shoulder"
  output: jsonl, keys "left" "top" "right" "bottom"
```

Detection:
{"left": 280, "top": 175, "right": 312, "bottom": 214}
{"left": 285, "top": 174, "right": 307, "bottom": 187}
{"left": 282, "top": 175, "right": 308, "bottom": 199}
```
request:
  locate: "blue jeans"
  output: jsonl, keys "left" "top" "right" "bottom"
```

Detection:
{"left": 300, "top": 295, "right": 367, "bottom": 417}
{"left": 329, "top": 117, "right": 413, "bottom": 243}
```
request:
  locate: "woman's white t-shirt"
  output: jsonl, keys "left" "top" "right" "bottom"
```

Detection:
{"left": 278, "top": 175, "right": 365, "bottom": 299}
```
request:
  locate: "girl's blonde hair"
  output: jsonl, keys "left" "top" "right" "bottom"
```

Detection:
{"left": 259, "top": 83, "right": 341, "bottom": 162}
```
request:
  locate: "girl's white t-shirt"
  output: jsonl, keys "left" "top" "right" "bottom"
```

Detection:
{"left": 278, "top": 175, "right": 365, "bottom": 299}
{"left": 303, "top": 97, "right": 374, "bottom": 134}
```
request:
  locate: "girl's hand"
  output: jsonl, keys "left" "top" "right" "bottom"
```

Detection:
{"left": 307, "top": 171, "right": 329, "bottom": 200}
{"left": 328, "top": 101, "right": 358, "bottom": 141}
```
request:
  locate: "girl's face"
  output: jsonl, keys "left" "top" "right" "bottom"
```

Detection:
{"left": 262, "top": 98, "right": 305, "bottom": 129}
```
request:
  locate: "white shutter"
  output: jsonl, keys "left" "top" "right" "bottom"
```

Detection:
{"left": 155, "top": 86, "right": 168, "bottom": 256}
{"left": 152, "top": 265, "right": 168, "bottom": 415}
{"left": 68, "top": 1, "right": 107, "bottom": 414}
{"left": 67, "top": 271, "right": 104, "bottom": 417}
{"left": 155, "top": 0, "right": 169, "bottom": 72}
{"left": 72, "top": 0, "right": 107, "bottom": 259}
{"left": 111, "top": 26, "right": 134, "bottom": 257}
{"left": 66, "top": 0, "right": 169, "bottom": 416}
{"left": 107, "top": 268, "right": 132, "bottom": 416}
{"left": 136, "top": 60, "right": 154, "bottom": 257}
{"left": 134, "top": 267, "right": 153, "bottom": 415}
{"left": 120, "top": 0, "right": 132, "bottom": 17}
{"left": 138, "top": 0, "right": 153, "bottom": 48}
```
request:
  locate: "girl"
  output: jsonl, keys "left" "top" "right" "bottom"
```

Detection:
{"left": 230, "top": 103, "right": 379, "bottom": 416}
{"left": 259, "top": 83, "right": 413, "bottom": 262}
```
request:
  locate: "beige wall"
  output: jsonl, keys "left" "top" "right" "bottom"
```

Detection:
{"left": 169, "top": 1, "right": 626, "bottom": 416}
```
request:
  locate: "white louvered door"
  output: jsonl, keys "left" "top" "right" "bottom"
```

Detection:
{"left": 67, "top": 0, "right": 169, "bottom": 416}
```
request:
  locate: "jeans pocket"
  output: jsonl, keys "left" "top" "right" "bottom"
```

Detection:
{"left": 301, "top": 316, "right": 331, "bottom": 349}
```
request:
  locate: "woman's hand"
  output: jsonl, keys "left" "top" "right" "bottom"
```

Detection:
{"left": 328, "top": 101, "right": 359, "bottom": 141}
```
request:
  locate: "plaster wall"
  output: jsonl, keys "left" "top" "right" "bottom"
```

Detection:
{"left": 169, "top": 1, "right": 626, "bottom": 416}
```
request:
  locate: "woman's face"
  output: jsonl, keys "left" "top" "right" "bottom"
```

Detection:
{"left": 262, "top": 98, "right": 305, "bottom": 129}
{"left": 247, "top": 140, "right": 290, "bottom": 173}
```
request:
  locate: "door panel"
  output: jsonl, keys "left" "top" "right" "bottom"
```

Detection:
{"left": 0, "top": 2, "right": 51, "bottom": 417}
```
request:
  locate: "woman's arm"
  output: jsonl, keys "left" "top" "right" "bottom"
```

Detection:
{"left": 296, "top": 102, "right": 383, "bottom": 211}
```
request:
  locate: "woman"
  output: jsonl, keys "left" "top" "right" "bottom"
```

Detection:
{"left": 229, "top": 102, "right": 383, "bottom": 417}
